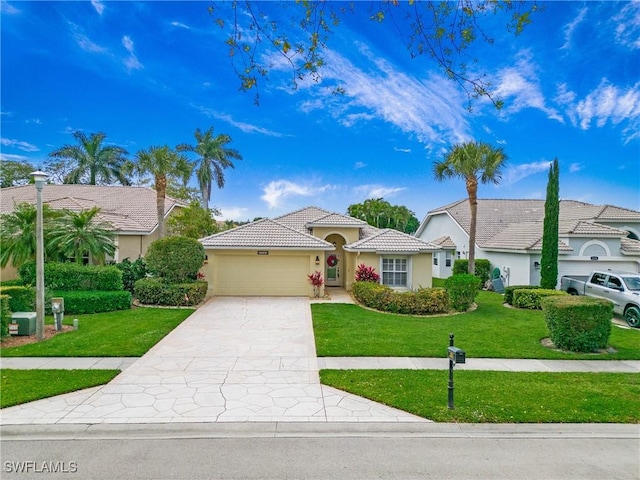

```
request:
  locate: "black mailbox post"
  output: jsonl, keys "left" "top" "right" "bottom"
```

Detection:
{"left": 447, "top": 334, "right": 466, "bottom": 410}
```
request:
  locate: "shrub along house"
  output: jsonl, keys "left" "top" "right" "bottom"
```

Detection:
{"left": 0, "top": 184, "right": 186, "bottom": 280}
{"left": 416, "top": 198, "right": 640, "bottom": 287}
{"left": 199, "top": 206, "right": 440, "bottom": 297}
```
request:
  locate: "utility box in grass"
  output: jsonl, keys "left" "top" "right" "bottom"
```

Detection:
{"left": 10, "top": 312, "right": 36, "bottom": 336}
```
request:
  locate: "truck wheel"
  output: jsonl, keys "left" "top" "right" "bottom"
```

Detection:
{"left": 567, "top": 289, "right": 578, "bottom": 296}
{"left": 624, "top": 306, "right": 640, "bottom": 328}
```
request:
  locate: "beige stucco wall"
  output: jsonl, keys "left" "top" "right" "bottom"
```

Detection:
{"left": 0, "top": 263, "right": 19, "bottom": 281}
{"left": 344, "top": 251, "right": 433, "bottom": 290}
{"left": 201, "top": 249, "right": 326, "bottom": 297}
{"left": 312, "top": 227, "right": 360, "bottom": 245}
{"left": 116, "top": 232, "right": 161, "bottom": 262}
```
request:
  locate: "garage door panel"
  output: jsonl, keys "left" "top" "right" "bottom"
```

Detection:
{"left": 213, "top": 255, "right": 310, "bottom": 296}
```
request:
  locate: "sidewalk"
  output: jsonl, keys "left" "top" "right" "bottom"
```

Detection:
{"left": 3, "top": 356, "right": 639, "bottom": 373}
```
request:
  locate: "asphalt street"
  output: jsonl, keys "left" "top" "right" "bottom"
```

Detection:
{"left": 1, "top": 423, "right": 638, "bottom": 480}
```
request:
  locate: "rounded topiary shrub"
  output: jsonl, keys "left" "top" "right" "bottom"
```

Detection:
{"left": 445, "top": 274, "right": 482, "bottom": 312}
{"left": 145, "top": 236, "right": 205, "bottom": 284}
{"left": 542, "top": 295, "right": 613, "bottom": 353}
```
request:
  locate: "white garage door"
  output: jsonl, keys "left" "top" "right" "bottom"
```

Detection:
{"left": 213, "top": 254, "right": 310, "bottom": 296}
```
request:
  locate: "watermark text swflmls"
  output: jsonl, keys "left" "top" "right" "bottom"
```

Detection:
{"left": 4, "top": 461, "right": 78, "bottom": 474}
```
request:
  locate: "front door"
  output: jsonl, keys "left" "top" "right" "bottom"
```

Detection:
{"left": 325, "top": 253, "right": 340, "bottom": 286}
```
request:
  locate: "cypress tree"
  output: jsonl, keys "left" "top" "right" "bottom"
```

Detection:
{"left": 540, "top": 158, "right": 559, "bottom": 289}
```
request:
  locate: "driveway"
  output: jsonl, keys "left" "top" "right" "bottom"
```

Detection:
{"left": 1, "top": 297, "right": 426, "bottom": 424}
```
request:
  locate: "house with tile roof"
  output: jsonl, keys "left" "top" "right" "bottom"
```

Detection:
{"left": 199, "top": 206, "right": 439, "bottom": 297}
{"left": 0, "top": 184, "right": 186, "bottom": 279}
{"left": 415, "top": 199, "right": 640, "bottom": 287}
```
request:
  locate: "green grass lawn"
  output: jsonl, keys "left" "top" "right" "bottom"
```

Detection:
{"left": 0, "top": 369, "right": 120, "bottom": 409}
{"left": 321, "top": 369, "right": 640, "bottom": 423}
{"left": 312, "top": 290, "right": 640, "bottom": 359}
{"left": 0, "top": 307, "right": 194, "bottom": 357}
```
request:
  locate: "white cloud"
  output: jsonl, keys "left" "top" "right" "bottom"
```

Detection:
{"left": 91, "top": 0, "right": 105, "bottom": 16}
{"left": 354, "top": 184, "right": 405, "bottom": 199}
{"left": 261, "top": 180, "right": 331, "bottom": 209}
{"left": 569, "top": 163, "right": 583, "bottom": 173}
{"left": 354, "top": 161, "right": 366, "bottom": 169}
{"left": 25, "top": 118, "right": 42, "bottom": 125}
{"left": 170, "top": 21, "right": 191, "bottom": 30}
{"left": 68, "top": 21, "right": 108, "bottom": 54}
{"left": 612, "top": 2, "right": 640, "bottom": 50}
{"left": 502, "top": 161, "right": 551, "bottom": 186}
{"left": 1, "top": 137, "right": 39, "bottom": 152}
{"left": 1, "top": 1, "right": 20, "bottom": 15}
{"left": 122, "top": 35, "right": 143, "bottom": 71}
{"left": 394, "top": 147, "right": 411, "bottom": 153}
{"left": 215, "top": 206, "right": 248, "bottom": 221}
{"left": 561, "top": 7, "right": 587, "bottom": 50}
{"left": 0, "top": 153, "right": 31, "bottom": 162}
{"left": 193, "top": 106, "right": 287, "bottom": 137}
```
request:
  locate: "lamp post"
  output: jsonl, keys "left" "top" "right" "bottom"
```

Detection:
{"left": 31, "top": 170, "right": 48, "bottom": 341}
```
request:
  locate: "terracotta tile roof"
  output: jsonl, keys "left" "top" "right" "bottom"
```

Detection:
{"left": 0, "top": 184, "right": 185, "bottom": 234}
{"left": 483, "top": 223, "right": 572, "bottom": 251}
{"left": 621, "top": 237, "right": 640, "bottom": 254}
{"left": 429, "top": 235, "right": 457, "bottom": 249}
{"left": 307, "top": 213, "right": 368, "bottom": 228}
{"left": 200, "top": 218, "right": 335, "bottom": 250}
{"left": 273, "top": 206, "right": 333, "bottom": 232}
{"left": 560, "top": 220, "right": 627, "bottom": 236}
{"left": 345, "top": 229, "right": 439, "bottom": 253}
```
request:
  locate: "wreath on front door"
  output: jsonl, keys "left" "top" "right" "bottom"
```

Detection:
{"left": 327, "top": 254, "right": 338, "bottom": 267}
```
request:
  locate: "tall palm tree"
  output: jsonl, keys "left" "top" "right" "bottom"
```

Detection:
{"left": 433, "top": 141, "right": 507, "bottom": 274}
{"left": 177, "top": 127, "right": 242, "bottom": 207}
{"left": 49, "top": 131, "right": 130, "bottom": 185}
{"left": 48, "top": 207, "right": 116, "bottom": 264}
{"left": 0, "top": 203, "right": 60, "bottom": 268}
{"left": 131, "top": 146, "right": 193, "bottom": 239}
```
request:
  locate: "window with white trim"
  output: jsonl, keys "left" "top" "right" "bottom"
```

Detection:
{"left": 382, "top": 258, "right": 408, "bottom": 287}
{"left": 445, "top": 251, "right": 452, "bottom": 267}
{"left": 433, "top": 254, "right": 438, "bottom": 266}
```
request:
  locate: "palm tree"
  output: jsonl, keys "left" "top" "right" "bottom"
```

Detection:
{"left": 130, "top": 146, "right": 193, "bottom": 238}
{"left": 0, "top": 203, "right": 61, "bottom": 268}
{"left": 48, "top": 207, "right": 116, "bottom": 264}
{"left": 177, "top": 127, "right": 242, "bottom": 207}
{"left": 49, "top": 131, "right": 130, "bottom": 185}
{"left": 433, "top": 141, "right": 507, "bottom": 274}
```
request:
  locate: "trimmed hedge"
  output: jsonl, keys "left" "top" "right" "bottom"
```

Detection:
{"left": 145, "top": 236, "right": 205, "bottom": 283}
{"left": 1, "top": 294, "right": 10, "bottom": 339}
{"left": 504, "top": 285, "right": 544, "bottom": 305}
{"left": 542, "top": 296, "right": 613, "bottom": 353}
{"left": 512, "top": 289, "right": 567, "bottom": 310}
{"left": 47, "top": 290, "right": 132, "bottom": 314}
{"left": 351, "top": 281, "right": 450, "bottom": 315}
{"left": 0, "top": 286, "right": 35, "bottom": 312}
{"left": 445, "top": 274, "right": 482, "bottom": 312}
{"left": 19, "top": 262, "right": 123, "bottom": 291}
{"left": 134, "top": 278, "right": 207, "bottom": 307}
{"left": 0, "top": 279, "right": 24, "bottom": 287}
{"left": 453, "top": 258, "right": 491, "bottom": 283}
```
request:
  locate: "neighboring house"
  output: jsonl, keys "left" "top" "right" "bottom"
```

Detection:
{"left": 199, "top": 206, "right": 439, "bottom": 297}
{"left": 416, "top": 199, "right": 640, "bottom": 287}
{"left": 0, "top": 184, "right": 186, "bottom": 280}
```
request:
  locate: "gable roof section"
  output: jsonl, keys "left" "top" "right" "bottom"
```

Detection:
{"left": 345, "top": 229, "right": 439, "bottom": 253}
{"left": 273, "top": 206, "right": 332, "bottom": 232}
{"left": 0, "top": 185, "right": 185, "bottom": 234}
{"left": 483, "top": 223, "right": 572, "bottom": 252}
{"left": 621, "top": 237, "right": 640, "bottom": 254}
{"left": 200, "top": 218, "right": 334, "bottom": 250}
{"left": 430, "top": 235, "right": 457, "bottom": 249}
{"left": 307, "top": 212, "right": 368, "bottom": 228}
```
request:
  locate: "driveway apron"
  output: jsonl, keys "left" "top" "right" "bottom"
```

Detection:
{"left": 1, "top": 297, "right": 426, "bottom": 424}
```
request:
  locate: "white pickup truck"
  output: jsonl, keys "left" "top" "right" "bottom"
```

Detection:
{"left": 560, "top": 270, "right": 640, "bottom": 328}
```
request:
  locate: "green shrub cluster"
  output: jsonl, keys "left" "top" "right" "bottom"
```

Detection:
{"left": 113, "top": 258, "right": 148, "bottom": 294}
{"left": 445, "top": 274, "right": 482, "bottom": 312}
{"left": 504, "top": 285, "right": 544, "bottom": 305}
{"left": 145, "top": 237, "right": 205, "bottom": 283}
{"left": 47, "top": 290, "right": 132, "bottom": 315}
{"left": 453, "top": 259, "right": 491, "bottom": 283}
{"left": 0, "top": 294, "right": 10, "bottom": 338}
{"left": 134, "top": 278, "right": 207, "bottom": 307}
{"left": 0, "top": 286, "right": 35, "bottom": 312}
{"left": 0, "top": 279, "right": 24, "bottom": 287}
{"left": 542, "top": 296, "right": 613, "bottom": 353}
{"left": 351, "top": 281, "right": 450, "bottom": 315}
{"left": 512, "top": 289, "right": 567, "bottom": 309}
{"left": 19, "top": 262, "right": 123, "bottom": 291}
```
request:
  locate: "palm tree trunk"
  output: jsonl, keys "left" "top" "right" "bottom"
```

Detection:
{"left": 156, "top": 175, "right": 167, "bottom": 238}
{"left": 466, "top": 176, "right": 478, "bottom": 275}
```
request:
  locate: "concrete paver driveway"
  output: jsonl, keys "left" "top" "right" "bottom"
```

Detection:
{"left": 1, "top": 297, "right": 426, "bottom": 424}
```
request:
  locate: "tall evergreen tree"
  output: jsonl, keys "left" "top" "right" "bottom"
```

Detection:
{"left": 540, "top": 158, "right": 560, "bottom": 289}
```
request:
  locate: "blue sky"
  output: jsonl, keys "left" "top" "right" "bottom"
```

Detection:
{"left": 1, "top": 1, "right": 639, "bottom": 222}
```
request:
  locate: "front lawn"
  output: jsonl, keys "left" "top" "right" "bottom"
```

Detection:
{"left": 0, "top": 369, "right": 120, "bottom": 409}
{"left": 321, "top": 369, "right": 640, "bottom": 423}
{"left": 312, "top": 290, "right": 640, "bottom": 359}
{"left": 0, "top": 307, "right": 194, "bottom": 357}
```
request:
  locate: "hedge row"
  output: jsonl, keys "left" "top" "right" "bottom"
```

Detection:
{"left": 0, "top": 286, "right": 35, "bottom": 312}
{"left": 0, "top": 294, "right": 10, "bottom": 339}
{"left": 134, "top": 278, "right": 207, "bottom": 307}
{"left": 351, "top": 281, "right": 450, "bottom": 315}
{"left": 453, "top": 259, "right": 491, "bottom": 283}
{"left": 512, "top": 289, "right": 567, "bottom": 310}
{"left": 504, "top": 285, "right": 544, "bottom": 305}
{"left": 542, "top": 296, "right": 613, "bottom": 353}
{"left": 47, "top": 290, "right": 132, "bottom": 314}
{"left": 19, "top": 262, "right": 124, "bottom": 291}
